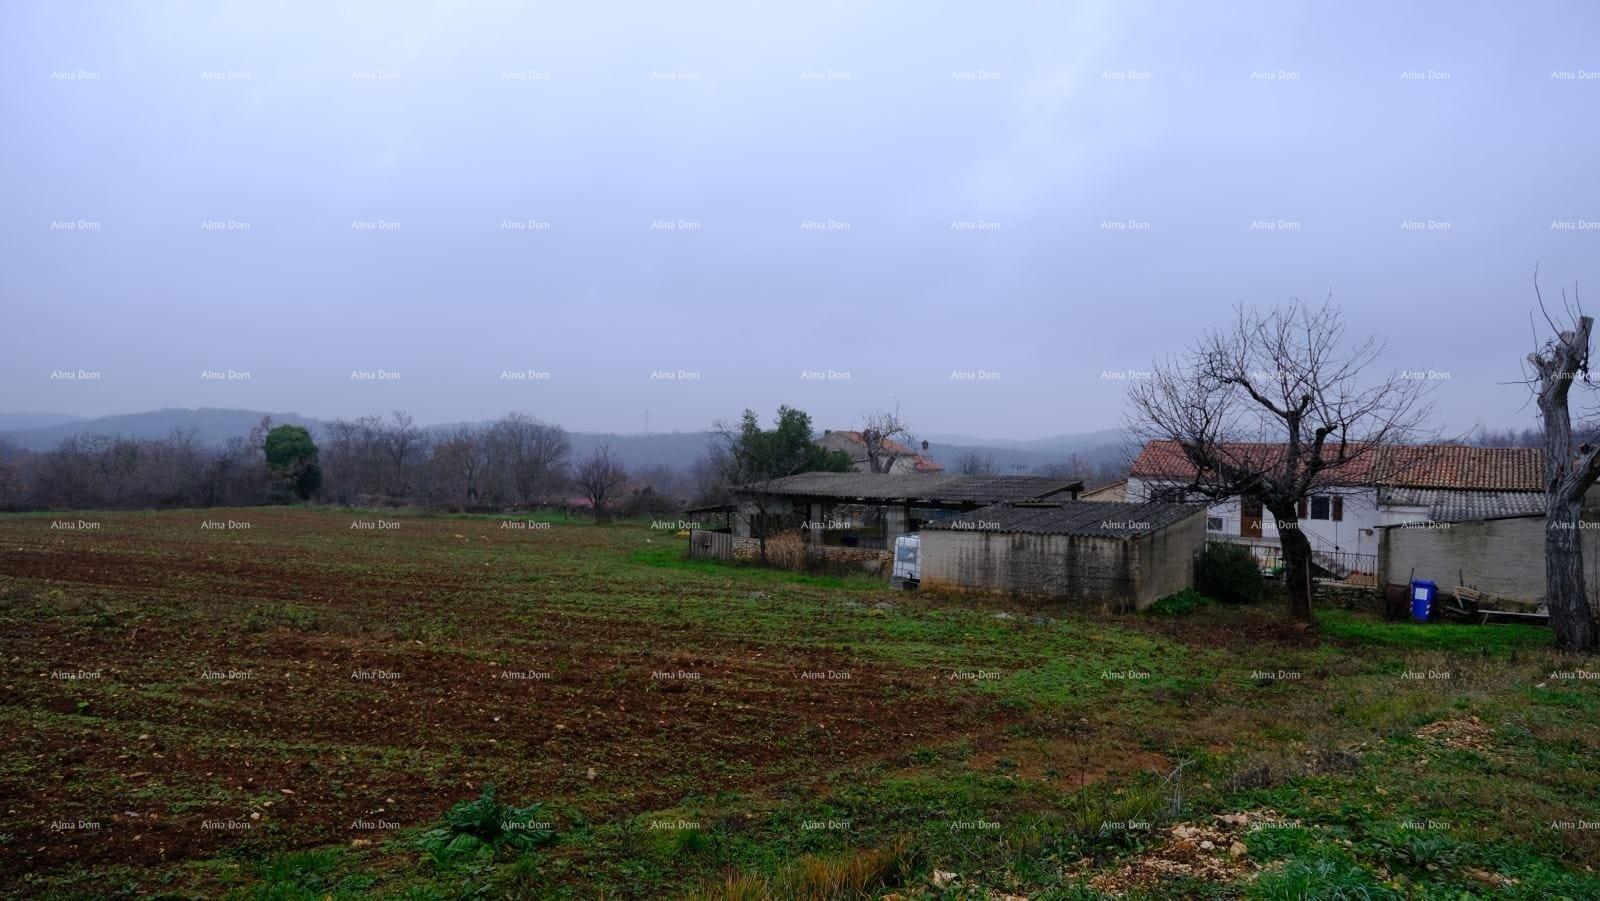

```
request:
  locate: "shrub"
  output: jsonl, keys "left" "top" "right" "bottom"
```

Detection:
{"left": 1148, "top": 588, "right": 1211, "bottom": 616}
{"left": 263, "top": 425, "right": 321, "bottom": 501}
{"left": 1197, "top": 541, "right": 1265, "bottom": 604}
{"left": 417, "top": 784, "right": 554, "bottom": 864}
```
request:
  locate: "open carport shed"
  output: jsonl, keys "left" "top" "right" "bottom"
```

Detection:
{"left": 918, "top": 500, "right": 1206, "bottom": 610}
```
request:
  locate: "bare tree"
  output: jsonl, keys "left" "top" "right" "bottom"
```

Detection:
{"left": 632, "top": 463, "right": 690, "bottom": 502}
{"left": 1524, "top": 280, "right": 1600, "bottom": 651}
{"left": 952, "top": 449, "right": 995, "bottom": 475}
{"left": 0, "top": 437, "right": 24, "bottom": 508}
{"left": 380, "top": 410, "right": 423, "bottom": 499}
{"left": 487, "top": 413, "right": 570, "bottom": 508}
{"left": 321, "top": 415, "right": 387, "bottom": 504}
{"left": 430, "top": 425, "right": 489, "bottom": 511}
{"left": 858, "top": 408, "right": 916, "bottom": 473}
{"left": 1127, "top": 300, "right": 1432, "bottom": 623}
{"left": 574, "top": 445, "right": 629, "bottom": 520}
{"left": 1036, "top": 453, "right": 1129, "bottom": 489}
{"left": 206, "top": 434, "right": 270, "bottom": 506}
{"left": 688, "top": 449, "right": 731, "bottom": 507}
{"left": 1465, "top": 425, "right": 1542, "bottom": 448}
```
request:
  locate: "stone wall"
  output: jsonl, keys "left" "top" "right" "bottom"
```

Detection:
{"left": 1317, "top": 582, "right": 1384, "bottom": 614}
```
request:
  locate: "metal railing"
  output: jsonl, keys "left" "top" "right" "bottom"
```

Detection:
{"left": 1232, "top": 541, "right": 1377, "bottom": 583}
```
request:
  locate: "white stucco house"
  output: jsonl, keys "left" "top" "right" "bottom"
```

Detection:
{"left": 1126, "top": 440, "right": 1544, "bottom": 582}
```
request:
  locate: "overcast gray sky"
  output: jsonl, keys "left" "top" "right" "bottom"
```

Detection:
{"left": 4, "top": 0, "right": 1598, "bottom": 438}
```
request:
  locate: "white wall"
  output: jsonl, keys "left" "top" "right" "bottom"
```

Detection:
{"left": 1127, "top": 477, "right": 1382, "bottom": 558}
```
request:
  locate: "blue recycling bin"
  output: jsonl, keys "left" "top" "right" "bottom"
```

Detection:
{"left": 1410, "top": 579, "right": 1437, "bottom": 622}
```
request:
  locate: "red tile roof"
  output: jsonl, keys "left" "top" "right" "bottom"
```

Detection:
{"left": 1130, "top": 440, "right": 1544, "bottom": 492}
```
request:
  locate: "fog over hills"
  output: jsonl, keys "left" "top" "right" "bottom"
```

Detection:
{"left": 0, "top": 408, "right": 326, "bottom": 452}
{"left": 0, "top": 408, "right": 1129, "bottom": 473}
{"left": 0, "top": 413, "right": 88, "bottom": 432}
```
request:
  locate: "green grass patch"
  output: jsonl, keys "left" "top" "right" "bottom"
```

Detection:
{"left": 1317, "top": 609, "right": 1552, "bottom": 655}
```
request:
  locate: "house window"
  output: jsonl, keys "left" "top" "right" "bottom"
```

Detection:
{"left": 1206, "top": 516, "right": 1225, "bottom": 533}
{"left": 1310, "top": 496, "right": 1331, "bottom": 520}
{"left": 1303, "top": 495, "right": 1344, "bottom": 521}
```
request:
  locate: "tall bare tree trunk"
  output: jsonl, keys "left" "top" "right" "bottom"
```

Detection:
{"left": 1531, "top": 313, "right": 1600, "bottom": 651}
{"left": 1273, "top": 507, "right": 1315, "bottom": 622}
{"left": 1544, "top": 494, "right": 1594, "bottom": 650}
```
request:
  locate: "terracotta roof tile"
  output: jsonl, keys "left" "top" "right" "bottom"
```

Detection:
{"left": 1130, "top": 440, "right": 1544, "bottom": 492}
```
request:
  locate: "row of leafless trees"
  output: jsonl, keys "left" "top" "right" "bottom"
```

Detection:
{"left": 950, "top": 449, "right": 1128, "bottom": 487}
{"left": 0, "top": 411, "right": 689, "bottom": 518}
{"left": 315, "top": 411, "right": 572, "bottom": 509}
{"left": 0, "top": 429, "right": 270, "bottom": 510}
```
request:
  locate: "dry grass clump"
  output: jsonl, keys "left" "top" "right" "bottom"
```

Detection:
{"left": 689, "top": 836, "right": 920, "bottom": 900}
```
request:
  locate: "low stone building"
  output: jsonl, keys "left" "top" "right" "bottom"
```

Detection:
{"left": 918, "top": 500, "right": 1205, "bottom": 610}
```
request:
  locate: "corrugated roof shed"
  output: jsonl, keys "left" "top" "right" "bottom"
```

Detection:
{"left": 1378, "top": 487, "right": 1546, "bottom": 523}
{"left": 741, "top": 472, "right": 1081, "bottom": 504}
{"left": 923, "top": 501, "right": 1203, "bottom": 538}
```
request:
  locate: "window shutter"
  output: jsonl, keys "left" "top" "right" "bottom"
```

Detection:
{"left": 1298, "top": 498, "right": 1308, "bottom": 518}
{"left": 1332, "top": 496, "right": 1344, "bottom": 521}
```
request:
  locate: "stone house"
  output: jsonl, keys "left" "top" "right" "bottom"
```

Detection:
{"left": 816, "top": 430, "right": 943, "bottom": 474}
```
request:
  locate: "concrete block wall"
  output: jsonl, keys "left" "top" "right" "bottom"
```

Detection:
{"left": 1131, "top": 512, "right": 1206, "bottom": 608}
{"left": 919, "top": 531, "right": 1137, "bottom": 605}
{"left": 1378, "top": 516, "right": 1600, "bottom": 605}
{"left": 919, "top": 513, "right": 1204, "bottom": 610}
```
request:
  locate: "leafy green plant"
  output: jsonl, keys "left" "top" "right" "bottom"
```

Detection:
{"left": 418, "top": 784, "right": 555, "bottom": 864}
{"left": 1148, "top": 588, "right": 1211, "bottom": 616}
{"left": 1366, "top": 823, "right": 1462, "bottom": 874}
{"left": 1197, "top": 540, "right": 1265, "bottom": 603}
